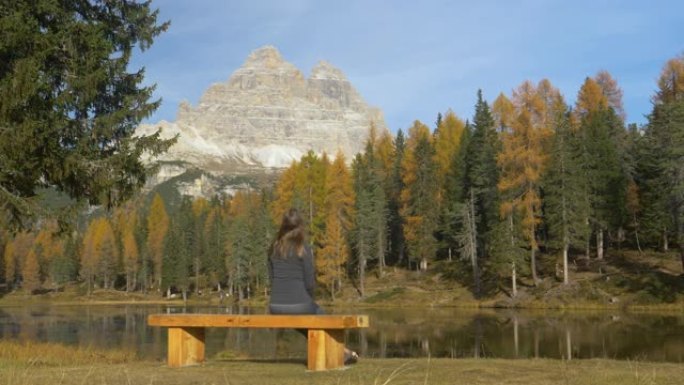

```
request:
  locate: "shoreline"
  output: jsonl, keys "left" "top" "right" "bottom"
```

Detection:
{"left": 1, "top": 293, "right": 681, "bottom": 313}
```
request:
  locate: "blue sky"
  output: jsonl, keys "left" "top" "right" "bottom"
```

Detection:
{"left": 133, "top": 0, "right": 683, "bottom": 132}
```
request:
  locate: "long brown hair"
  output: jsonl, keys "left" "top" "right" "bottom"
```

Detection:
{"left": 270, "top": 208, "right": 307, "bottom": 258}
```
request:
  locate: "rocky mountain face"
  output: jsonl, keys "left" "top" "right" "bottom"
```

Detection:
{"left": 137, "top": 46, "right": 386, "bottom": 193}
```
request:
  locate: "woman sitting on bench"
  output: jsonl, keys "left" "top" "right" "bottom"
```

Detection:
{"left": 268, "top": 208, "right": 358, "bottom": 365}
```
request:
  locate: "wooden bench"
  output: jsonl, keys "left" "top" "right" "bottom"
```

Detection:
{"left": 148, "top": 314, "right": 369, "bottom": 371}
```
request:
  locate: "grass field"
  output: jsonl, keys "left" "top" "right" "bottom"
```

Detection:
{"left": 1, "top": 341, "right": 683, "bottom": 385}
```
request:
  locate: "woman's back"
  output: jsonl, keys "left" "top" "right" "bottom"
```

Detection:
{"left": 268, "top": 245, "right": 315, "bottom": 306}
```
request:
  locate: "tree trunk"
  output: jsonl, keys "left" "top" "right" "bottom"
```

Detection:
{"left": 513, "top": 315, "right": 519, "bottom": 357}
{"left": 359, "top": 257, "right": 366, "bottom": 298}
{"left": 634, "top": 214, "right": 643, "bottom": 254}
{"left": 530, "top": 247, "right": 538, "bottom": 285}
{"left": 195, "top": 257, "right": 200, "bottom": 295}
{"left": 662, "top": 228, "right": 668, "bottom": 251}
{"left": 596, "top": 229, "right": 604, "bottom": 260}
{"left": 563, "top": 242, "right": 569, "bottom": 285}
{"left": 420, "top": 258, "right": 428, "bottom": 271}
{"left": 469, "top": 190, "right": 480, "bottom": 298}
{"left": 511, "top": 262, "right": 517, "bottom": 297}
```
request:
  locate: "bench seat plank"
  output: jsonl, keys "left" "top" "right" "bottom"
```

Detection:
{"left": 148, "top": 314, "right": 369, "bottom": 329}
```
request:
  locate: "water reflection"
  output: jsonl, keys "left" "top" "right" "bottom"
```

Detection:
{"left": 0, "top": 306, "right": 681, "bottom": 362}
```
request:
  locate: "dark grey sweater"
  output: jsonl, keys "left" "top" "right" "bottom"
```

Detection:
{"left": 268, "top": 245, "right": 316, "bottom": 306}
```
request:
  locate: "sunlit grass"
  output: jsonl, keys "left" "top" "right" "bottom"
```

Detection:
{"left": 1, "top": 343, "right": 683, "bottom": 385}
{"left": 0, "top": 340, "right": 136, "bottom": 367}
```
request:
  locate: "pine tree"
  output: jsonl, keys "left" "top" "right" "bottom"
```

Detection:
{"left": 0, "top": 1, "right": 174, "bottom": 226}
{"left": 191, "top": 198, "right": 209, "bottom": 294}
{"left": 401, "top": 121, "right": 439, "bottom": 271}
{"left": 204, "top": 198, "right": 227, "bottom": 292}
{"left": 163, "top": 196, "right": 192, "bottom": 300}
{"left": 387, "top": 129, "right": 406, "bottom": 266}
{"left": 543, "top": 107, "right": 590, "bottom": 284}
{"left": 146, "top": 193, "right": 169, "bottom": 291}
{"left": 575, "top": 77, "right": 628, "bottom": 260}
{"left": 643, "top": 54, "right": 684, "bottom": 270}
{"left": 468, "top": 90, "right": 501, "bottom": 257}
{"left": 351, "top": 154, "right": 373, "bottom": 297}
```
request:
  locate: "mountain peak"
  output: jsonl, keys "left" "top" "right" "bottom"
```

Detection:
{"left": 244, "top": 45, "right": 285, "bottom": 68}
{"left": 137, "top": 46, "right": 387, "bottom": 178}
{"left": 311, "top": 60, "right": 348, "bottom": 81}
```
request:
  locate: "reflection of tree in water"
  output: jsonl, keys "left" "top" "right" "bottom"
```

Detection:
{"left": 0, "top": 306, "right": 682, "bottom": 362}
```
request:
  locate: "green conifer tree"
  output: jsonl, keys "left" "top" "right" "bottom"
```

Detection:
{"left": 0, "top": 0, "right": 174, "bottom": 226}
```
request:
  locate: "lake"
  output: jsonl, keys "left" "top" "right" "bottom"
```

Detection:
{"left": 0, "top": 305, "right": 682, "bottom": 362}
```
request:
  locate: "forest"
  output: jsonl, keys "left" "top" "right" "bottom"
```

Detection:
{"left": 2, "top": 54, "right": 683, "bottom": 304}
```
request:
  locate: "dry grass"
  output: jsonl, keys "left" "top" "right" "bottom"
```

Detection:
{"left": 1, "top": 341, "right": 683, "bottom": 385}
{"left": 0, "top": 340, "right": 136, "bottom": 367}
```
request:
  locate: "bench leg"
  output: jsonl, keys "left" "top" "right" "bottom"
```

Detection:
{"left": 168, "top": 327, "right": 205, "bottom": 367}
{"left": 307, "top": 329, "right": 345, "bottom": 371}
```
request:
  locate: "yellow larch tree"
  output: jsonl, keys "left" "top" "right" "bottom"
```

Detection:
{"left": 81, "top": 218, "right": 100, "bottom": 295}
{"left": 32, "top": 220, "right": 64, "bottom": 287}
{"left": 318, "top": 150, "right": 355, "bottom": 299}
{"left": 433, "top": 110, "right": 466, "bottom": 193}
{"left": 497, "top": 80, "right": 556, "bottom": 284}
{"left": 113, "top": 202, "right": 139, "bottom": 292}
{"left": 575, "top": 77, "right": 609, "bottom": 119}
{"left": 22, "top": 248, "right": 40, "bottom": 293}
{"left": 4, "top": 231, "right": 34, "bottom": 290}
{"left": 595, "top": 70, "right": 626, "bottom": 122}
{"left": 146, "top": 193, "right": 169, "bottom": 291}
{"left": 493, "top": 92, "right": 516, "bottom": 131}
{"left": 271, "top": 161, "right": 299, "bottom": 223}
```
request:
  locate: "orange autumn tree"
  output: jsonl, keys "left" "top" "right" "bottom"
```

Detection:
{"left": 32, "top": 220, "right": 64, "bottom": 287}
{"left": 433, "top": 110, "right": 466, "bottom": 195}
{"left": 146, "top": 193, "right": 169, "bottom": 291}
{"left": 22, "top": 248, "right": 40, "bottom": 293}
{"left": 113, "top": 202, "right": 139, "bottom": 291}
{"left": 318, "top": 150, "right": 355, "bottom": 299}
{"left": 3, "top": 231, "right": 34, "bottom": 290}
{"left": 497, "top": 80, "right": 557, "bottom": 284}
{"left": 81, "top": 217, "right": 118, "bottom": 294}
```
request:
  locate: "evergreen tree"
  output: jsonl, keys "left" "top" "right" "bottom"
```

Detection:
{"left": 467, "top": 90, "right": 501, "bottom": 259}
{"left": 351, "top": 154, "right": 373, "bottom": 297}
{"left": 191, "top": 198, "right": 209, "bottom": 294}
{"left": 146, "top": 193, "right": 168, "bottom": 291}
{"left": 204, "top": 197, "right": 227, "bottom": 292}
{"left": 543, "top": 108, "right": 590, "bottom": 284}
{"left": 163, "top": 196, "right": 192, "bottom": 300}
{"left": 575, "top": 78, "right": 628, "bottom": 259}
{"left": 0, "top": 0, "right": 174, "bottom": 226}
{"left": 401, "top": 121, "right": 439, "bottom": 271}
{"left": 643, "top": 54, "right": 684, "bottom": 270}
{"left": 387, "top": 129, "right": 406, "bottom": 266}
